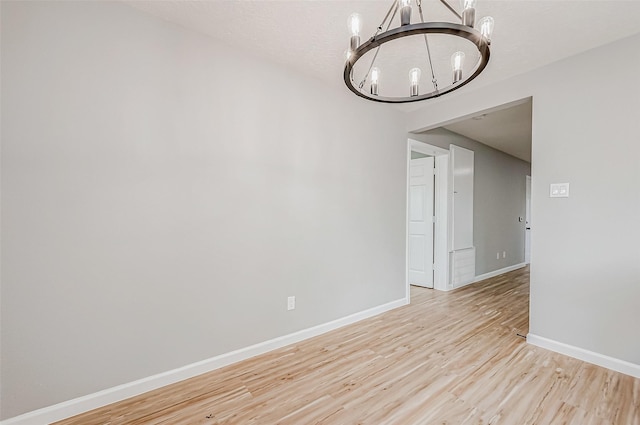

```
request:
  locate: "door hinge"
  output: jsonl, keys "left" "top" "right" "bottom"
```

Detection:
{"left": 432, "top": 216, "right": 437, "bottom": 223}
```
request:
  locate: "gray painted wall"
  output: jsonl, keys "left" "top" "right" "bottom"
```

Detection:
{"left": 410, "top": 151, "right": 430, "bottom": 159}
{"left": 0, "top": 1, "right": 408, "bottom": 418}
{"left": 406, "top": 34, "right": 640, "bottom": 367}
{"left": 411, "top": 129, "right": 531, "bottom": 276}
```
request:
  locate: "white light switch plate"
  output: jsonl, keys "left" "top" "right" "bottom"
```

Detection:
{"left": 550, "top": 183, "right": 570, "bottom": 198}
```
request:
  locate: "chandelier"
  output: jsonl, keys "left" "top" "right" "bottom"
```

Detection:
{"left": 344, "top": 0, "right": 494, "bottom": 103}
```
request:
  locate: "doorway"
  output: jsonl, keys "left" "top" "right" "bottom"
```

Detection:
{"left": 406, "top": 97, "right": 533, "bottom": 296}
{"left": 406, "top": 140, "right": 449, "bottom": 298}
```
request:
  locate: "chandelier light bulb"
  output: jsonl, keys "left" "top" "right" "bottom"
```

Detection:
{"left": 461, "top": 0, "right": 477, "bottom": 9}
{"left": 451, "top": 51, "right": 465, "bottom": 83}
{"left": 409, "top": 67, "right": 421, "bottom": 97}
{"left": 478, "top": 16, "right": 494, "bottom": 42}
{"left": 400, "top": 0, "right": 412, "bottom": 26}
{"left": 370, "top": 67, "right": 380, "bottom": 96}
{"left": 348, "top": 13, "right": 362, "bottom": 51}
{"left": 348, "top": 13, "right": 362, "bottom": 37}
{"left": 460, "top": 0, "right": 476, "bottom": 26}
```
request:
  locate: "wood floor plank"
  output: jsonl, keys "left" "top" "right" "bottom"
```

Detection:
{"left": 54, "top": 267, "right": 640, "bottom": 425}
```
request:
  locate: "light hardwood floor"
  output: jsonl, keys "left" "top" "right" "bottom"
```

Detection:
{"left": 56, "top": 267, "right": 640, "bottom": 424}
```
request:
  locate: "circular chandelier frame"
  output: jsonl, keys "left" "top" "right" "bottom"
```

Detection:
{"left": 344, "top": 22, "right": 491, "bottom": 104}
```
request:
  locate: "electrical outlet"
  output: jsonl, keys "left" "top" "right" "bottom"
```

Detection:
{"left": 287, "top": 296, "right": 295, "bottom": 311}
{"left": 503, "top": 251, "right": 506, "bottom": 258}
{"left": 496, "top": 252, "right": 500, "bottom": 260}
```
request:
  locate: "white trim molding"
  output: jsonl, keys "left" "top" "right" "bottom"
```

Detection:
{"left": 408, "top": 138, "right": 449, "bottom": 156}
{"left": 473, "top": 263, "right": 527, "bottom": 283}
{"left": 527, "top": 334, "right": 640, "bottom": 379}
{"left": 437, "top": 262, "right": 527, "bottom": 292}
{"left": 0, "top": 298, "right": 407, "bottom": 425}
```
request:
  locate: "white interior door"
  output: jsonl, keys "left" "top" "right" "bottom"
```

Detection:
{"left": 525, "top": 175, "right": 532, "bottom": 264}
{"left": 409, "top": 157, "right": 435, "bottom": 288}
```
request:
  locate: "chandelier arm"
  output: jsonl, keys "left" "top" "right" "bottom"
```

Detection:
{"left": 422, "top": 37, "right": 438, "bottom": 90}
{"left": 417, "top": 0, "right": 438, "bottom": 91}
{"left": 438, "top": 0, "right": 462, "bottom": 20}
{"left": 387, "top": 1, "right": 400, "bottom": 30}
{"left": 358, "top": 0, "right": 400, "bottom": 89}
{"left": 374, "top": 0, "right": 400, "bottom": 37}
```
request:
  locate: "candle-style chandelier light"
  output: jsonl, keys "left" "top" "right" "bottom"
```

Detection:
{"left": 344, "top": 0, "right": 494, "bottom": 103}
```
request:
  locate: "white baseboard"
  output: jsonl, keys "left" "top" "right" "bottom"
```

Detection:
{"left": 439, "top": 262, "right": 527, "bottom": 291}
{"left": 1, "top": 298, "right": 407, "bottom": 425}
{"left": 473, "top": 262, "right": 526, "bottom": 283}
{"left": 527, "top": 334, "right": 640, "bottom": 379}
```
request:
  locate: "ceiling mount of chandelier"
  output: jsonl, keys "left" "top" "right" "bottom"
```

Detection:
{"left": 344, "top": 0, "right": 494, "bottom": 103}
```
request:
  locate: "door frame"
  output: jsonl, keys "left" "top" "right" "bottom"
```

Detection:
{"left": 525, "top": 175, "right": 532, "bottom": 264}
{"left": 406, "top": 139, "right": 450, "bottom": 301}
